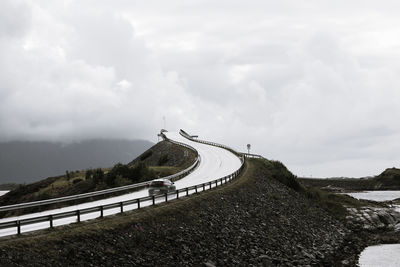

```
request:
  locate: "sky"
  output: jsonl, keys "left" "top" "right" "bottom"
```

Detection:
{"left": 1, "top": 0, "right": 400, "bottom": 178}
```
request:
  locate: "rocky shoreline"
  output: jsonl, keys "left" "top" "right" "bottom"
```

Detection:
{"left": 301, "top": 179, "right": 400, "bottom": 266}
{"left": 333, "top": 226, "right": 400, "bottom": 266}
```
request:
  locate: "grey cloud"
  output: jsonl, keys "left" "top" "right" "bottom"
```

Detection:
{"left": 0, "top": 0, "right": 31, "bottom": 39}
{"left": 1, "top": 0, "right": 400, "bottom": 177}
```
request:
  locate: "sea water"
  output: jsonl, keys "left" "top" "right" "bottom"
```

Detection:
{"left": 346, "top": 191, "right": 400, "bottom": 201}
{"left": 345, "top": 191, "right": 400, "bottom": 266}
{"left": 359, "top": 244, "right": 400, "bottom": 267}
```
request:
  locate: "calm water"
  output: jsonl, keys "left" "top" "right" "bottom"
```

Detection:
{"left": 346, "top": 191, "right": 400, "bottom": 266}
{"left": 346, "top": 190, "right": 400, "bottom": 201}
{"left": 359, "top": 244, "right": 400, "bottom": 267}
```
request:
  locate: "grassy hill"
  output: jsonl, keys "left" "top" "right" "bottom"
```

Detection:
{"left": 375, "top": 168, "right": 400, "bottom": 188}
{"left": 0, "top": 140, "right": 196, "bottom": 216}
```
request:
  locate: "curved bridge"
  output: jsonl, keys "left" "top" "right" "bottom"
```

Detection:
{"left": 0, "top": 130, "right": 245, "bottom": 237}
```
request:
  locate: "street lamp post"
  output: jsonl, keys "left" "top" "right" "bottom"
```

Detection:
{"left": 162, "top": 116, "right": 166, "bottom": 130}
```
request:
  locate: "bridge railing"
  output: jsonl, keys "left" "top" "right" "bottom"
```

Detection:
{"left": 179, "top": 129, "right": 264, "bottom": 160}
{"left": 0, "top": 131, "right": 247, "bottom": 237}
{"left": 0, "top": 158, "right": 244, "bottom": 236}
{"left": 242, "top": 153, "right": 264, "bottom": 159}
{"left": 179, "top": 129, "right": 243, "bottom": 159}
{"left": 0, "top": 140, "right": 200, "bottom": 214}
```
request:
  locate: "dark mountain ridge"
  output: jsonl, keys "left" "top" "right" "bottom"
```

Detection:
{"left": 0, "top": 139, "right": 153, "bottom": 184}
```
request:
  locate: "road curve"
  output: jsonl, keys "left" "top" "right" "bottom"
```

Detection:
{"left": 164, "top": 131, "right": 242, "bottom": 187}
{"left": 0, "top": 131, "right": 242, "bottom": 237}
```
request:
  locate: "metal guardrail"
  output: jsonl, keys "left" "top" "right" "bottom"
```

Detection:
{"left": 0, "top": 140, "right": 200, "bottom": 214}
{"left": 242, "top": 153, "right": 264, "bottom": 159}
{"left": 0, "top": 131, "right": 246, "bottom": 236}
{"left": 0, "top": 181, "right": 149, "bottom": 213}
{"left": 179, "top": 129, "right": 242, "bottom": 157}
{"left": 0, "top": 156, "right": 244, "bottom": 236}
{"left": 179, "top": 129, "right": 264, "bottom": 160}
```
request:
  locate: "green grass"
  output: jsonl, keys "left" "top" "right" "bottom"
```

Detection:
{"left": 261, "top": 159, "right": 306, "bottom": 193}
{"left": 0, "top": 183, "right": 20, "bottom": 191}
{"left": 149, "top": 166, "right": 181, "bottom": 177}
{"left": 0, "top": 151, "right": 192, "bottom": 217}
{"left": 33, "top": 171, "right": 89, "bottom": 199}
{"left": 376, "top": 168, "right": 400, "bottom": 188}
{"left": 259, "top": 158, "right": 363, "bottom": 220}
{"left": 305, "top": 188, "right": 363, "bottom": 220}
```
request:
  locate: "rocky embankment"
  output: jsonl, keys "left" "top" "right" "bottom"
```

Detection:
{"left": 337, "top": 204, "right": 400, "bottom": 266}
{"left": 300, "top": 173, "right": 400, "bottom": 265}
{"left": 129, "top": 140, "right": 197, "bottom": 169}
{"left": 0, "top": 159, "right": 353, "bottom": 266}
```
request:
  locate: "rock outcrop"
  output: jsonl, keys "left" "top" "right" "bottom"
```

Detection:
{"left": 346, "top": 206, "right": 400, "bottom": 232}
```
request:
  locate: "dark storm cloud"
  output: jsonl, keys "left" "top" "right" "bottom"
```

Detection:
{"left": 1, "top": 0, "right": 400, "bottom": 177}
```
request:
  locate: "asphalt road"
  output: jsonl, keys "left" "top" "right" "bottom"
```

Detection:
{"left": 0, "top": 131, "right": 242, "bottom": 237}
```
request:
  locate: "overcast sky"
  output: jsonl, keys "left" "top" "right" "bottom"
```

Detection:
{"left": 1, "top": 0, "right": 400, "bottom": 177}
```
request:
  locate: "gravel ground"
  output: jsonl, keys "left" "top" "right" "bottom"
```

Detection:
{"left": 0, "top": 159, "right": 354, "bottom": 266}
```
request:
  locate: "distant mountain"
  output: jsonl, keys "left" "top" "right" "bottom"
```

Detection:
{"left": 0, "top": 139, "right": 153, "bottom": 184}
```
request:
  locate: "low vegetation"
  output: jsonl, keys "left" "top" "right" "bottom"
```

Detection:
{"left": 0, "top": 141, "right": 196, "bottom": 217}
{"left": 260, "top": 158, "right": 364, "bottom": 221}
{"left": 375, "top": 167, "right": 400, "bottom": 188}
{"left": 262, "top": 159, "right": 305, "bottom": 193}
{"left": 149, "top": 166, "right": 181, "bottom": 177}
{"left": 90, "top": 162, "right": 156, "bottom": 190}
{"left": 139, "top": 150, "right": 153, "bottom": 161}
{"left": 0, "top": 183, "right": 20, "bottom": 191}
{"left": 129, "top": 140, "right": 197, "bottom": 169}
{"left": 0, "top": 162, "right": 157, "bottom": 216}
{"left": 157, "top": 154, "right": 169, "bottom": 166}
